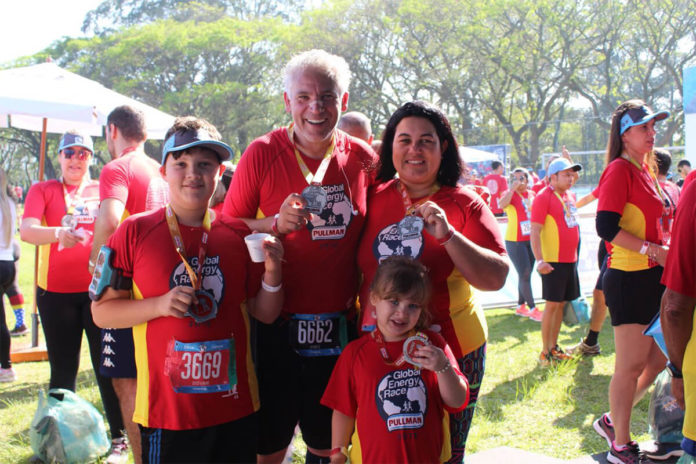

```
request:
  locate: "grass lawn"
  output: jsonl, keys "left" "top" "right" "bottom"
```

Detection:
{"left": 1, "top": 239, "right": 655, "bottom": 462}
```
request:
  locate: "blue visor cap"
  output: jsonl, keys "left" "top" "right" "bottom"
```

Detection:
{"left": 547, "top": 158, "right": 582, "bottom": 177}
{"left": 58, "top": 133, "right": 93, "bottom": 153}
{"left": 161, "top": 129, "right": 233, "bottom": 164}
{"left": 620, "top": 106, "right": 669, "bottom": 135}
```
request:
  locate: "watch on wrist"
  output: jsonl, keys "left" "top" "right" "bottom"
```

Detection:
{"left": 666, "top": 361, "right": 683, "bottom": 379}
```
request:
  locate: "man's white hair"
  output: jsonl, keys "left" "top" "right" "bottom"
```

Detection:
{"left": 283, "top": 49, "right": 352, "bottom": 95}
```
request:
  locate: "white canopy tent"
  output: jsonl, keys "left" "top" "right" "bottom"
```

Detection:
{"left": 459, "top": 146, "right": 500, "bottom": 164}
{"left": 0, "top": 62, "right": 174, "bottom": 139}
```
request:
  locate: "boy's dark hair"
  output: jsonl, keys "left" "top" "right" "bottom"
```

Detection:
{"left": 370, "top": 256, "right": 432, "bottom": 330}
{"left": 677, "top": 159, "right": 691, "bottom": 170}
{"left": 491, "top": 160, "right": 503, "bottom": 171}
{"left": 107, "top": 105, "right": 147, "bottom": 142}
{"left": 164, "top": 116, "right": 223, "bottom": 161}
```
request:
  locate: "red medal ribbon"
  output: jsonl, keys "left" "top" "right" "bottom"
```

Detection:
{"left": 165, "top": 204, "right": 211, "bottom": 290}
{"left": 396, "top": 180, "right": 439, "bottom": 216}
{"left": 371, "top": 329, "right": 428, "bottom": 366}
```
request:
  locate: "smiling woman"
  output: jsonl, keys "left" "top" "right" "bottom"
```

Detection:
{"left": 358, "top": 100, "right": 509, "bottom": 462}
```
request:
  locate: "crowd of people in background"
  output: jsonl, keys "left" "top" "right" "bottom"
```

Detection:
{"left": 0, "top": 48, "right": 694, "bottom": 464}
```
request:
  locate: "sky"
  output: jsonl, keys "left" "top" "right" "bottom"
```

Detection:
{"left": 0, "top": 0, "right": 103, "bottom": 65}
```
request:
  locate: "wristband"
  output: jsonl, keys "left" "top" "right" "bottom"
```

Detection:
{"left": 330, "top": 447, "right": 349, "bottom": 458}
{"left": 88, "top": 260, "right": 96, "bottom": 269}
{"left": 666, "top": 361, "right": 683, "bottom": 379}
{"left": 536, "top": 259, "right": 544, "bottom": 266}
{"left": 435, "top": 362, "right": 452, "bottom": 374}
{"left": 437, "top": 226, "right": 455, "bottom": 246}
{"left": 271, "top": 213, "right": 282, "bottom": 235}
{"left": 639, "top": 241, "right": 649, "bottom": 255}
{"left": 261, "top": 279, "right": 282, "bottom": 293}
{"left": 54, "top": 227, "right": 60, "bottom": 241}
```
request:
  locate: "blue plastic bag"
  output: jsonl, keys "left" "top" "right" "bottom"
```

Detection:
{"left": 30, "top": 388, "right": 110, "bottom": 463}
{"left": 563, "top": 296, "right": 590, "bottom": 327}
{"left": 644, "top": 313, "right": 669, "bottom": 358}
{"left": 649, "top": 370, "right": 685, "bottom": 444}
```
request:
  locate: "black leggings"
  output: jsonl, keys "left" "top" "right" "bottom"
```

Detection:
{"left": 0, "top": 260, "right": 15, "bottom": 368}
{"left": 505, "top": 240, "right": 536, "bottom": 308}
{"left": 37, "top": 289, "right": 124, "bottom": 439}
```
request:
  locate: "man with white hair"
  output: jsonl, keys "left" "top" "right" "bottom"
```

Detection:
{"left": 223, "top": 49, "right": 376, "bottom": 463}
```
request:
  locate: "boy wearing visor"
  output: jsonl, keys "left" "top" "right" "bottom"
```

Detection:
{"left": 91, "top": 117, "right": 284, "bottom": 463}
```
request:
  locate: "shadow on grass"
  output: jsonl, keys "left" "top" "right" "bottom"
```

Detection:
{"left": 0, "top": 368, "right": 98, "bottom": 410}
{"left": 485, "top": 309, "right": 544, "bottom": 349}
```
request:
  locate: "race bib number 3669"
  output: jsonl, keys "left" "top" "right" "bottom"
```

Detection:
{"left": 164, "top": 339, "right": 236, "bottom": 394}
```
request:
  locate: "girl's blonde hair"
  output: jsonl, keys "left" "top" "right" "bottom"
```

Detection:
{"left": 0, "top": 168, "right": 13, "bottom": 247}
{"left": 370, "top": 256, "right": 432, "bottom": 330}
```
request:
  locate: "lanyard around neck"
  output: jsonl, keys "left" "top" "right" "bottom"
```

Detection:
{"left": 371, "top": 328, "right": 426, "bottom": 366}
{"left": 287, "top": 123, "right": 335, "bottom": 186}
{"left": 165, "top": 204, "right": 211, "bottom": 291}
{"left": 396, "top": 180, "right": 440, "bottom": 216}
{"left": 620, "top": 154, "right": 666, "bottom": 203}
{"left": 550, "top": 187, "right": 572, "bottom": 218}
{"left": 62, "top": 179, "right": 88, "bottom": 215}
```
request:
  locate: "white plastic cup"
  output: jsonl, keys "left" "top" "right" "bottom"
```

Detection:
{"left": 244, "top": 233, "right": 270, "bottom": 263}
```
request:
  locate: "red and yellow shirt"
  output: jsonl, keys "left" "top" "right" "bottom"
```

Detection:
{"left": 597, "top": 158, "right": 664, "bottom": 271}
{"left": 107, "top": 208, "right": 263, "bottom": 430}
{"left": 503, "top": 190, "right": 533, "bottom": 242}
{"left": 530, "top": 186, "right": 579, "bottom": 263}
{"left": 23, "top": 179, "right": 99, "bottom": 292}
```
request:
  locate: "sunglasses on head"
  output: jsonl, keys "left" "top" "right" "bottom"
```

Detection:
{"left": 62, "top": 148, "right": 92, "bottom": 160}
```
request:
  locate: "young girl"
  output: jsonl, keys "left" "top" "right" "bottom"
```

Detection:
{"left": 321, "top": 256, "right": 469, "bottom": 463}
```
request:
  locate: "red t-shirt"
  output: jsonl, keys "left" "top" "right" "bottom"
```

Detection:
{"left": 107, "top": 208, "right": 263, "bottom": 430}
{"left": 482, "top": 173, "right": 507, "bottom": 214}
{"left": 530, "top": 186, "right": 579, "bottom": 263}
{"left": 321, "top": 330, "right": 467, "bottom": 464}
{"left": 357, "top": 180, "right": 506, "bottom": 358}
{"left": 99, "top": 150, "right": 168, "bottom": 218}
{"left": 597, "top": 158, "right": 664, "bottom": 271}
{"left": 682, "top": 169, "right": 696, "bottom": 191}
{"left": 503, "top": 189, "right": 534, "bottom": 242}
{"left": 531, "top": 179, "right": 548, "bottom": 194}
{"left": 662, "top": 180, "right": 696, "bottom": 297}
{"left": 224, "top": 127, "right": 376, "bottom": 316}
{"left": 23, "top": 179, "right": 99, "bottom": 292}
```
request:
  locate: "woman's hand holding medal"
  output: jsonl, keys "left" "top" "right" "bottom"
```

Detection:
{"left": 416, "top": 201, "right": 452, "bottom": 241}
{"left": 157, "top": 285, "right": 197, "bottom": 319}
{"left": 56, "top": 227, "right": 83, "bottom": 249}
{"left": 276, "top": 193, "right": 313, "bottom": 234}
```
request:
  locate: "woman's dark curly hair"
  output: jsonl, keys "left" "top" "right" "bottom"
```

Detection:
{"left": 377, "top": 101, "right": 462, "bottom": 186}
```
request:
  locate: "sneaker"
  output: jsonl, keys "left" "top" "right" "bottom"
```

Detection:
{"left": 10, "top": 324, "right": 28, "bottom": 336}
{"left": 549, "top": 345, "right": 572, "bottom": 362}
{"left": 0, "top": 367, "right": 16, "bottom": 382}
{"left": 644, "top": 441, "right": 683, "bottom": 460}
{"left": 594, "top": 413, "right": 615, "bottom": 447}
{"left": 528, "top": 308, "right": 544, "bottom": 322}
{"left": 539, "top": 351, "right": 552, "bottom": 366}
{"left": 567, "top": 338, "right": 601, "bottom": 356}
{"left": 104, "top": 437, "right": 129, "bottom": 464}
{"left": 515, "top": 304, "right": 532, "bottom": 317}
{"left": 608, "top": 441, "right": 650, "bottom": 464}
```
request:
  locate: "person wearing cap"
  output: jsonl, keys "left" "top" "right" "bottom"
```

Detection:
{"left": 592, "top": 100, "right": 672, "bottom": 463}
{"left": 89, "top": 105, "right": 170, "bottom": 464}
{"left": 222, "top": 49, "right": 377, "bottom": 463}
{"left": 530, "top": 157, "right": 582, "bottom": 365}
{"left": 20, "top": 130, "right": 125, "bottom": 456}
{"left": 91, "top": 116, "right": 284, "bottom": 462}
